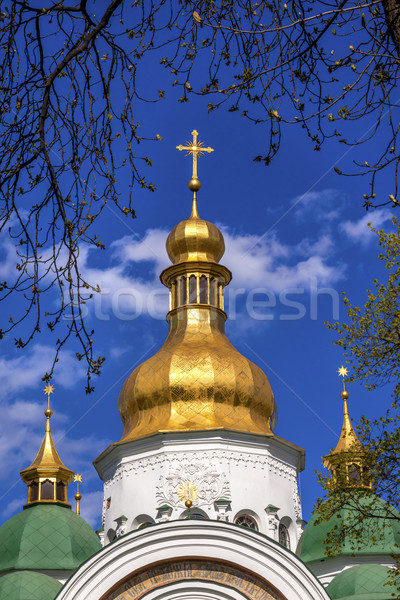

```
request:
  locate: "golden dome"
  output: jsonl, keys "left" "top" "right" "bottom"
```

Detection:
{"left": 166, "top": 198, "right": 225, "bottom": 265}
{"left": 117, "top": 130, "right": 278, "bottom": 442}
{"left": 118, "top": 308, "right": 277, "bottom": 441}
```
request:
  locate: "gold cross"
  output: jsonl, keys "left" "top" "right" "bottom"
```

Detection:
{"left": 176, "top": 130, "right": 214, "bottom": 180}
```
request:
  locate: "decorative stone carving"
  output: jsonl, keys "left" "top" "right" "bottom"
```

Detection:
{"left": 265, "top": 505, "right": 280, "bottom": 540}
{"left": 104, "top": 450, "right": 297, "bottom": 490}
{"left": 114, "top": 515, "right": 128, "bottom": 538}
{"left": 156, "top": 504, "right": 173, "bottom": 522}
{"left": 214, "top": 498, "right": 231, "bottom": 521}
{"left": 296, "top": 517, "right": 307, "bottom": 539}
{"left": 156, "top": 456, "right": 230, "bottom": 508}
{"left": 293, "top": 484, "right": 302, "bottom": 519}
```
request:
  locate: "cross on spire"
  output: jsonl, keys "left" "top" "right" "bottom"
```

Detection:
{"left": 176, "top": 129, "right": 214, "bottom": 180}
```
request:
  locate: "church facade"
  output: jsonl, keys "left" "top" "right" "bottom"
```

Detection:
{"left": 0, "top": 132, "right": 398, "bottom": 600}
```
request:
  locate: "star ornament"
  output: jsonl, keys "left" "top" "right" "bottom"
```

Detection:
{"left": 338, "top": 365, "right": 348, "bottom": 378}
{"left": 74, "top": 474, "right": 83, "bottom": 483}
{"left": 44, "top": 383, "right": 55, "bottom": 396}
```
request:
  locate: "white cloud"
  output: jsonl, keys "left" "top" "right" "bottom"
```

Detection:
{"left": 291, "top": 188, "right": 345, "bottom": 222}
{"left": 2, "top": 497, "right": 25, "bottom": 520}
{"left": 0, "top": 344, "right": 86, "bottom": 398}
{"left": 221, "top": 228, "right": 342, "bottom": 292}
{"left": 75, "top": 220, "right": 343, "bottom": 324}
{"left": 79, "top": 490, "right": 104, "bottom": 529}
{"left": 340, "top": 209, "right": 392, "bottom": 244}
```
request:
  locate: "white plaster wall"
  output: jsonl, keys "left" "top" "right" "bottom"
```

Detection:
{"left": 94, "top": 430, "right": 304, "bottom": 549}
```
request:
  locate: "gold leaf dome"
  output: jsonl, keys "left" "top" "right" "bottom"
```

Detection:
{"left": 166, "top": 200, "right": 225, "bottom": 265}
{"left": 117, "top": 130, "right": 278, "bottom": 442}
{"left": 118, "top": 309, "right": 278, "bottom": 441}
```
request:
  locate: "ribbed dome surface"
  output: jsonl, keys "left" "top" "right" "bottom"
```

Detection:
{"left": 0, "top": 504, "right": 101, "bottom": 573}
{"left": 0, "top": 570, "right": 62, "bottom": 600}
{"left": 166, "top": 215, "right": 225, "bottom": 264}
{"left": 326, "top": 564, "right": 397, "bottom": 600}
{"left": 118, "top": 308, "right": 277, "bottom": 441}
{"left": 297, "top": 495, "right": 400, "bottom": 564}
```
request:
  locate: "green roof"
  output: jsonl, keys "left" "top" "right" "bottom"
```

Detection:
{"left": 0, "top": 504, "right": 101, "bottom": 573}
{"left": 326, "top": 564, "right": 397, "bottom": 600}
{"left": 0, "top": 570, "right": 62, "bottom": 600}
{"left": 297, "top": 494, "right": 400, "bottom": 564}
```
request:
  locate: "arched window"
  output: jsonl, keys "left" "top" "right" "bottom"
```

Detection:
{"left": 180, "top": 277, "right": 187, "bottom": 306}
{"left": 188, "top": 513, "right": 207, "bottom": 520}
{"left": 235, "top": 514, "right": 258, "bottom": 531}
{"left": 56, "top": 482, "right": 65, "bottom": 502}
{"left": 172, "top": 282, "right": 178, "bottom": 309}
{"left": 41, "top": 479, "right": 54, "bottom": 500}
{"left": 29, "top": 481, "right": 39, "bottom": 502}
{"left": 199, "top": 276, "right": 207, "bottom": 304}
{"left": 279, "top": 523, "right": 290, "bottom": 549}
{"left": 138, "top": 522, "right": 153, "bottom": 529}
{"left": 210, "top": 278, "right": 217, "bottom": 307}
{"left": 189, "top": 275, "right": 197, "bottom": 303}
{"left": 348, "top": 463, "right": 361, "bottom": 484}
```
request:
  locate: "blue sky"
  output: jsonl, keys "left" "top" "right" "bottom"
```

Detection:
{"left": 0, "top": 56, "right": 397, "bottom": 530}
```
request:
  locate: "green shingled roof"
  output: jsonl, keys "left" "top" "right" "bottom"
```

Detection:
{"left": 326, "top": 564, "right": 397, "bottom": 600}
{"left": 297, "top": 494, "right": 400, "bottom": 565}
{"left": 0, "top": 570, "right": 62, "bottom": 600}
{"left": 0, "top": 504, "right": 101, "bottom": 573}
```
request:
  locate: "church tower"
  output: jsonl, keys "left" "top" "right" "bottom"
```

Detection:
{"left": 94, "top": 131, "right": 305, "bottom": 547}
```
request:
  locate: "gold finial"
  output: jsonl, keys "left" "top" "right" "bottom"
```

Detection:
{"left": 74, "top": 474, "right": 82, "bottom": 515}
{"left": 338, "top": 365, "right": 348, "bottom": 394}
{"left": 177, "top": 481, "right": 199, "bottom": 518}
{"left": 44, "top": 383, "right": 55, "bottom": 411}
{"left": 176, "top": 129, "right": 214, "bottom": 217}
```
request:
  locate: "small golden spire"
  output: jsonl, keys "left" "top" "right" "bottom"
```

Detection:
{"left": 334, "top": 365, "right": 359, "bottom": 453}
{"left": 20, "top": 386, "right": 74, "bottom": 507}
{"left": 176, "top": 129, "right": 214, "bottom": 218}
{"left": 323, "top": 367, "right": 371, "bottom": 489}
{"left": 74, "top": 474, "right": 82, "bottom": 515}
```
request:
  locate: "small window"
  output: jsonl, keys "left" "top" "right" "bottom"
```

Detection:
{"left": 56, "top": 482, "right": 65, "bottom": 502}
{"left": 30, "top": 482, "right": 39, "bottom": 502}
{"left": 188, "top": 513, "right": 207, "bottom": 520}
{"left": 348, "top": 463, "right": 361, "bottom": 484}
{"left": 180, "top": 277, "right": 186, "bottom": 306}
{"left": 138, "top": 522, "right": 153, "bottom": 529}
{"left": 173, "top": 282, "right": 178, "bottom": 309}
{"left": 199, "top": 276, "right": 207, "bottom": 304}
{"left": 210, "top": 278, "right": 217, "bottom": 306}
{"left": 189, "top": 275, "right": 197, "bottom": 303}
{"left": 106, "top": 497, "right": 111, "bottom": 510}
{"left": 41, "top": 480, "right": 54, "bottom": 500}
{"left": 279, "top": 523, "right": 290, "bottom": 549}
{"left": 235, "top": 514, "right": 258, "bottom": 531}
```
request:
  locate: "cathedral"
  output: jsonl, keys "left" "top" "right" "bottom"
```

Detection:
{"left": 0, "top": 132, "right": 398, "bottom": 600}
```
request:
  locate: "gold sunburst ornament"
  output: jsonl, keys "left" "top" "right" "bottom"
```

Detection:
{"left": 44, "top": 383, "right": 55, "bottom": 409}
{"left": 177, "top": 481, "right": 199, "bottom": 510}
{"left": 338, "top": 365, "right": 348, "bottom": 392}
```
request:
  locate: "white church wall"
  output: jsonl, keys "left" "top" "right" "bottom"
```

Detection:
{"left": 94, "top": 429, "right": 304, "bottom": 547}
